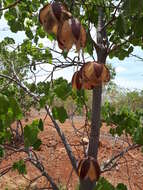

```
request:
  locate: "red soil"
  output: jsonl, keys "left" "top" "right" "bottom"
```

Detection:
{"left": 0, "top": 110, "right": 143, "bottom": 190}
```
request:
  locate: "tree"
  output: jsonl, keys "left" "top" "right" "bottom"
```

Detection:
{"left": 0, "top": 0, "right": 143, "bottom": 190}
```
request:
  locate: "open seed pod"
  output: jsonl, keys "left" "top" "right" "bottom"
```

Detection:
{"left": 39, "top": 2, "right": 71, "bottom": 35}
{"left": 71, "top": 70, "right": 82, "bottom": 90}
{"left": 57, "top": 18, "right": 86, "bottom": 52}
{"left": 81, "top": 61, "right": 110, "bottom": 89}
{"left": 77, "top": 156, "right": 101, "bottom": 181}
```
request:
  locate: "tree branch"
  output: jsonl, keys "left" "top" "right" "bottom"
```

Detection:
{"left": 0, "top": 74, "right": 39, "bottom": 101}
{"left": 101, "top": 144, "right": 141, "bottom": 173}
{"left": 45, "top": 106, "right": 77, "bottom": 172}
{"left": 0, "top": 0, "right": 21, "bottom": 11}
{"left": 0, "top": 72, "right": 77, "bottom": 173}
{"left": 101, "top": 0, "right": 123, "bottom": 32}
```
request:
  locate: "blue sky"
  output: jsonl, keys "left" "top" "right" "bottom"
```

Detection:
{"left": 0, "top": 18, "right": 143, "bottom": 91}
{"left": 108, "top": 49, "right": 143, "bottom": 90}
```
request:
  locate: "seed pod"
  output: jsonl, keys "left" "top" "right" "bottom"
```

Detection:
{"left": 71, "top": 18, "right": 81, "bottom": 41}
{"left": 71, "top": 70, "right": 82, "bottom": 90}
{"left": 39, "top": 2, "right": 71, "bottom": 35}
{"left": 81, "top": 61, "right": 110, "bottom": 89}
{"left": 75, "top": 24, "right": 87, "bottom": 52}
{"left": 39, "top": 4, "right": 58, "bottom": 35}
{"left": 57, "top": 19, "right": 74, "bottom": 51}
{"left": 57, "top": 18, "right": 86, "bottom": 52}
{"left": 77, "top": 156, "right": 101, "bottom": 181}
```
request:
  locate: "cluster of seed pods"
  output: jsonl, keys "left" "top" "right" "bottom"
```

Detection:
{"left": 39, "top": 1, "right": 110, "bottom": 90}
{"left": 39, "top": 1, "right": 86, "bottom": 52}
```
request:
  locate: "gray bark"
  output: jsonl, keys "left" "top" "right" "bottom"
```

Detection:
{"left": 79, "top": 7, "right": 108, "bottom": 190}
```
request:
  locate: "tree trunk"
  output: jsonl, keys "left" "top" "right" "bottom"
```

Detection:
{"left": 79, "top": 7, "right": 108, "bottom": 190}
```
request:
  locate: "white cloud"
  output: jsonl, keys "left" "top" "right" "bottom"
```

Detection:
{"left": 114, "top": 77, "right": 143, "bottom": 90}
{"left": 115, "top": 66, "right": 126, "bottom": 73}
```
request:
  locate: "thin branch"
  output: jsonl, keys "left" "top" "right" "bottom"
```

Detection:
{"left": 102, "top": 144, "right": 141, "bottom": 173}
{"left": 1, "top": 144, "right": 59, "bottom": 190}
{"left": 130, "top": 53, "right": 143, "bottom": 61}
{"left": 108, "top": 34, "right": 135, "bottom": 54}
{"left": 0, "top": 74, "right": 39, "bottom": 101}
{"left": 0, "top": 72, "right": 78, "bottom": 173}
{"left": 66, "top": 168, "right": 74, "bottom": 189}
{"left": 101, "top": 0, "right": 123, "bottom": 31}
{"left": 0, "top": 0, "right": 21, "bottom": 11}
{"left": 45, "top": 106, "right": 77, "bottom": 172}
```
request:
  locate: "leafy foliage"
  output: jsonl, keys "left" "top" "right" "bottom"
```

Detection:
{"left": 12, "top": 159, "right": 27, "bottom": 175}
{"left": 95, "top": 177, "right": 127, "bottom": 190}
{"left": 102, "top": 101, "right": 143, "bottom": 145}
{"left": 0, "top": 93, "right": 22, "bottom": 144}
{"left": 24, "top": 119, "right": 43, "bottom": 150}
{"left": 52, "top": 106, "right": 68, "bottom": 123}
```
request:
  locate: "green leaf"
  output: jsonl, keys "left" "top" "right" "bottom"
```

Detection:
{"left": 54, "top": 78, "right": 71, "bottom": 100}
{"left": 133, "top": 17, "right": 143, "bottom": 37}
{"left": 45, "top": 49, "right": 52, "bottom": 64}
{"left": 8, "top": 20, "right": 23, "bottom": 32}
{"left": 133, "top": 127, "right": 143, "bottom": 145}
{"left": 12, "top": 159, "right": 27, "bottom": 175}
{"left": 36, "top": 27, "right": 46, "bottom": 38}
{"left": 24, "top": 120, "right": 41, "bottom": 150}
{"left": 115, "top": 15, "right": 127, "bottom": 38}
{"left": 3, "top": 37, "right": 15, "bottom": 45}
{"left": 116, "top": 183, "right": 127, "bottom": 190}
{"left": 62, "top": 50, "right": 68, "bottom": 58}
{"left": 33, "top": 138, "right": 42, "bottom": 150}
{"left": 38, "top": 119, "right": 44, "bottom": 131}
{"left": 52, "top": 106, "right": 68, "bottom": 123}
{"left": 0, "top": 147, "right": 4, "bottom": 157}
{"left": 95, "top": 177, "right": 115, "bottom": 190}
{"left": 25, "top": 27, "right": 34, "bottom": 39}
{"left": 0, "top": 93, "right": 9, "bottom": 114}
{"left": 9, "top": 97, "right": 22, "bottom": 120}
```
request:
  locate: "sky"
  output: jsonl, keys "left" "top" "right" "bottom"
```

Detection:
{"left": 0, "top": 18, "right": 143, "bottom": 91}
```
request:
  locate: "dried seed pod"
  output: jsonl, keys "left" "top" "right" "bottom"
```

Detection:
{"left": 71, "top": 70, "right": 82, "bottom": 90}
{"left": 39, "top": 4, "right": 59, "bottom": 35}
{"left": 57, "top": 18, "right": 86, "bottom": 52}
{"left": 81, "top": 61, "right": 110, "bottom": 89}
{"left": 57, "top": 19, "right": 74, "bottom": 51}
{"left": 52, "top": 2, "right": 72, "bottom": 22}
{"left": 71, "top": 18, "right": 81, "bottom": 41}
{"left": 39, "top": 2, "right": 71, "bottom": 35}
{"left": 77, "top": 156, "right": 101, "bottom": 181}
{"left": 75, "top": 24, "right": 87, "bottom": 52}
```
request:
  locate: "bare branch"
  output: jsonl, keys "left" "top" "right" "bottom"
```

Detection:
{"left": 102, "top": 144, "right": 141, "bottom": 173}
{"left": 130, "top": 53, "right": 143, "bottom": 61}
{"left": 45, "top": 106, "right": 77, "bottom": 172}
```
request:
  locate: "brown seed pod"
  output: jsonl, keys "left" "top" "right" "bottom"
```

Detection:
{"left": 39, "top": 3, "right": 59, "bottom": 35}
{"left": 75, "top": 24, "right": 87, "bottom": 52}
{"left": 77, "top": 156, "right": 101, "bottom": 181}
{"left": 81, "top": 61, "right": 110, "bottom": 89}
{"left": 39, "top": 2, "right": 71, "bottom": 35}
{"left": 71, "top": 18, "right": 81, "bottom": 41}
{"left": 57, "top": 19, "right": 74, "bottom": 51}
{"left": 57, "top": 18, "right": 86, "bottom": 52}
{"left": 51, "top": 2, "right": 62, "bottom": 21}
{"left": 71, "top": 70, "right": 82, "bottom": 90}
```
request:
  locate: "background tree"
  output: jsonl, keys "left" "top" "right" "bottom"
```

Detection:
{"left": 0, "top": 0, "right": 143, "bottom": 190}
